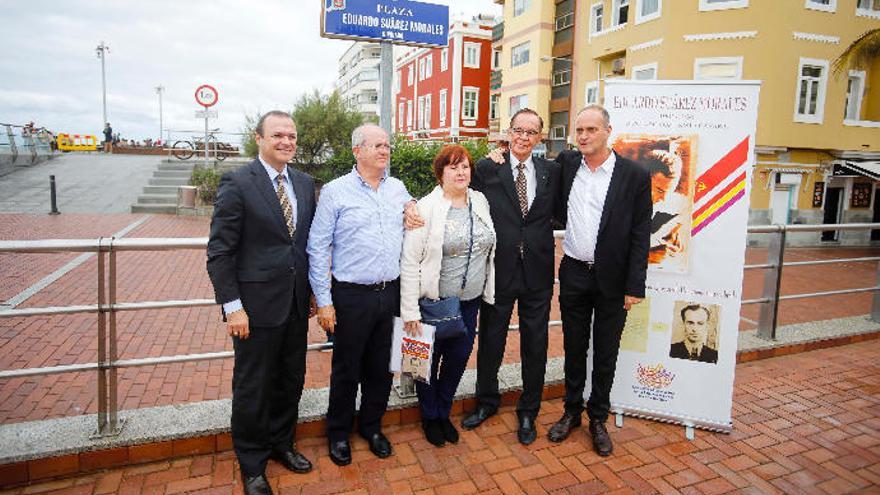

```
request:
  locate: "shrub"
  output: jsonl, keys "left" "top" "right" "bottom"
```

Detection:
{"left": 190, "top": 166, "right": 222, "bottom": 204}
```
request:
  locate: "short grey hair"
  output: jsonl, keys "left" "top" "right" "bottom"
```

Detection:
{"left": 351, "top": 123, "right": 386, "bottom": 148}
{"left": 255, "top": 110, "right": 293, "bottom": 136}
{"left": 577, "top": 104, "right": 611, "bottom": 128}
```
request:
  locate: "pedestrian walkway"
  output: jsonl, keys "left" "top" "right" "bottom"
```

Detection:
{"left": 2, "top": 340, "right": 878, "bottom": 494}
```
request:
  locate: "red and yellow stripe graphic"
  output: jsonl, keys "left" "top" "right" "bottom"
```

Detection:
{"left": 691, "top": 136, "right": 750, "bottom": 236}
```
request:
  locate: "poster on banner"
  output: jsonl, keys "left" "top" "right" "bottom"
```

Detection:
{"left": 583, "top": 80, "right": 760, "bottom": 433}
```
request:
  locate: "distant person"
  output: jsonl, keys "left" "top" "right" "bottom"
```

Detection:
{"left": 669, "top": 304, "right": 718, "bottom": 364}
{"left": 207, "top": 111, "right": 317, "bottom": 495}
{"left": 103, "top": 123, "right": 113, "bottom": 153}
{"left": 400, "top": 144, "right": 496, "bottom": 448}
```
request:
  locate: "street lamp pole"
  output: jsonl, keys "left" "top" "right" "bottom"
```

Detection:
{"left": 155, "top": 85, "right": 164, "bottom": 144}
{"left": 96, "top": 41, "right": 110, "bottom": 125}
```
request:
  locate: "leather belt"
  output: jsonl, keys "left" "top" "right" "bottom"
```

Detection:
{"left": 564, "top": 255, "right": 594, "bottom": 271}
{"left": 332, "top": 277, "right": 399, "bottom": 291}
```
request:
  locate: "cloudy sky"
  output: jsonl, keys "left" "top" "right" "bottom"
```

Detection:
{"left": 1, "top": 0, "right": 500, "bottom": 143}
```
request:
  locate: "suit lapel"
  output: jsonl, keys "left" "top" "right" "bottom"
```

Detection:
{"left": 249, "top": 159, "right": 289, "bottom": 237}
{"left": 528, "top": 158, "right": 550, "bottom": 218}
{"left": 598, "top": 152, "right": 625, "bottom": 236}
{"left": 287, "top": 165, "right": 308, "bottom": 239}
{"left": 498, "top": 153, "right": 520, "bottom": 212}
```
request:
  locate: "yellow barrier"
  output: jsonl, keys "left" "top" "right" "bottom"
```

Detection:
{"left": 57, "top": 133, "right": 99, "bottom": 152}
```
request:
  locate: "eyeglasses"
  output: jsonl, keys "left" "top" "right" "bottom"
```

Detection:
{"left": 269, "top": 133, "right": 297, "bottom": 142}
{"left": 361, "top": 143, "right": 393, "bottom": 151}
{"left": 509, "top": 127, "right": 540, "bottom": 137}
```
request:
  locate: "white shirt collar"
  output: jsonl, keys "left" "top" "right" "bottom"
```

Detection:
{"left": 259, "top": 156, "right": 288, "bottom": 184}
{"left": 581, "top": 149, "right": 616, "bottom": 175}
{"left": 510, "top": 153, "right": 534, "bottom": 173}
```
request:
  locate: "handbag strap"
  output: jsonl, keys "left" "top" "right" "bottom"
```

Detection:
{"left": 459, "top": 197, "right": 474, "bottom": 295}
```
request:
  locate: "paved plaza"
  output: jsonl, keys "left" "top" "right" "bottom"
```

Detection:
{"left": 1, "top": 340, "right": 878, "bottom": 494}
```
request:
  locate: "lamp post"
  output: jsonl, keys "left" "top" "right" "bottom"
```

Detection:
{"left": 155, "top": 85, "right": 164, "bottom": 144}
{"left": 96, "top": 41, "right": 110, "bottom": 126}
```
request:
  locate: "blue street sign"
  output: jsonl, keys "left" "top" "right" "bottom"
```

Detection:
{"left": 322, "top": 0, "right": 449, "bottom": 47}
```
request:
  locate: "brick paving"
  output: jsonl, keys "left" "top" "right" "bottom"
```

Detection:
{"left": 0, "top": 213, "right": 878, "bottom": 424}
{"left": 2, "top": 340, "right": 879, "bottom": 494}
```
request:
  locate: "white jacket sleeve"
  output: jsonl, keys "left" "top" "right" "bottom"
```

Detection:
{"left": 400, "top": 203, "right": 429, "bottom": 322}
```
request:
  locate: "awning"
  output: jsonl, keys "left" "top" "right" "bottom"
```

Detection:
{"left": 834, "top": 161, "right": 880, "bottom": 180}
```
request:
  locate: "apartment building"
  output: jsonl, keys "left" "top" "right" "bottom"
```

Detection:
{"left": 337, "top": 42, "right": 384, "bottom": 120}
{"left": 393, "top": 16, "right": 495, "bottom": 140}
{"left": 494, "top": 0, "right": 880, "bottom": 244}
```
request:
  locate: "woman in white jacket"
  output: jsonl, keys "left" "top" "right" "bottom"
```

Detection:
{"left": 400, "top": 145, "right": 496, "bottom": 447}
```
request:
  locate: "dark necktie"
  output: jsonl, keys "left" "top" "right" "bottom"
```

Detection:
{"left": 276, "top": 175, "right": 294, "bottom": 238}
{"left": 515, "top": 162, "right": 529, "bottom": 217}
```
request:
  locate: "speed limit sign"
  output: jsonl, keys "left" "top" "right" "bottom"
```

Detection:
{"left": 195, "top": 84, "right": 219, "bottom": 108}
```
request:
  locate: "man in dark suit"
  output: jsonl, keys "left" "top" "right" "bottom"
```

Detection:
{"left": 207, "top": 111, "right": 315, "bottom": 495}
{"left": 460, "top": 108, "right": 561, "bottom": 445}
{"left": 546, "top": 105, "right": 651, "bottom": 457}
{"left": 669, "top": 304, "right": 718, "bottom": 363}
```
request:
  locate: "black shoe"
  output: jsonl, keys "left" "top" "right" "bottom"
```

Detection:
{"left": 461, "top": 405, "right": 496, "bottom": 430}
{"left": 439, "top": 418, "right": 459, "bottom": 444}
{"left": 547, "top": 412, "right": 582, "bottom": 443}
{"left": 270, "top": 449, "right": 312, "bottom": 474}
{"left": 242, "top": 473, "right": 273, "bottom": 495}
{"left": 364, "top": 432, "right": 393, "bottom": 459}
{"left": 422, "top": 419, "right": 446, "bottom": 447}
{"left": 328, "top": 439, "right": 352, "bottom": 466}
{"left": 589, "top": 420, "right": 613, "bottom": 456}
{"left": 517, "top": 415, "right": 537, "bottom": 445}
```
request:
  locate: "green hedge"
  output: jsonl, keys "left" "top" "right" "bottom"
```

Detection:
{"left": 190, "top": 166, "right": 222, "bottom": 204}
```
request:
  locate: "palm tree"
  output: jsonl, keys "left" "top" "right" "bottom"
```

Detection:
{"left": 833, "top": 28, "right": 880, "bottom": 75}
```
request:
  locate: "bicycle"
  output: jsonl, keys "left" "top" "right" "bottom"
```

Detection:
{"left": 171, "top": 131, "right": 237, "bottom": 161}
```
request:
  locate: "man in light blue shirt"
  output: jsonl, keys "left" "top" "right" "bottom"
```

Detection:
{"left": 307, "top": 123, "right": 412, "bottom": 466}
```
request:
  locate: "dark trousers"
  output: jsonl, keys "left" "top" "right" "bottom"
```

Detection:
{"left": 231, "top": 307, "right": 308, "bottom": 477}
{"left": 416, "top": 297, "right": 481, "bottom": 420}
{"left": 325, "top": 281, "right": 398, "bottom": 442}
{"left": 475, "top": 260, "right": 552, "bottom": 419}
{"left": 558, "top": 255, "right": 627, "bottom": 423}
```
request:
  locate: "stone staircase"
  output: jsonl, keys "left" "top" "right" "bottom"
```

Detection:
{"left": 130, "top": 161, "right": 196, "bottom": 214}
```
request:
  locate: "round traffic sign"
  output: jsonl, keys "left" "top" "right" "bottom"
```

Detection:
{"left": 195, "top": 85, "right": 219, "bottom": 108}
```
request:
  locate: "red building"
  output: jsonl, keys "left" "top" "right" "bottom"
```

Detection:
{"left": 394, "top": 16, "right": 494, "bottom": 141}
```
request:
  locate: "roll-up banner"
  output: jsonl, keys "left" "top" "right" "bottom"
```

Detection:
{"left": 585, "top": 80, "right": 761, "bottom": 432}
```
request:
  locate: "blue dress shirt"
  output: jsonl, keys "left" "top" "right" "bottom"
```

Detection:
{"left": 307, "top": 166, "right": 412, "bottom": 308}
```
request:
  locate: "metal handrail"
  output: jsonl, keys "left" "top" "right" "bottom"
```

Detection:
{"left": 1, "top": 223, "right": 878, "bottom": 435}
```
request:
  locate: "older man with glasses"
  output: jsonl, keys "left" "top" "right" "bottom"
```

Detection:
{"left": 458, "top": 108, "right": 562, "bottom": 445}
{"left": 308, "top": 123, "right": 414, "bottom": 466}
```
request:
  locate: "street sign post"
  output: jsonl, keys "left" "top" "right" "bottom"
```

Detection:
{"left": 321, "top": 0, "right": 449, "bottom": 157}
{"left": 194, "top": 85, "right": 219, "bottom": 167}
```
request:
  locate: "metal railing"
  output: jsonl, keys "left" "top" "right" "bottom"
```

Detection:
{"left": 1, "top": 223, "right": 878, "bottom": 436}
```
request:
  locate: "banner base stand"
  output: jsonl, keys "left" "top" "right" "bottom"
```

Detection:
{"left": 685, "top": 423, "right": 695, "bottom": 441}
{"left": 615, "top": 413, "right": 624, "bottom": 428}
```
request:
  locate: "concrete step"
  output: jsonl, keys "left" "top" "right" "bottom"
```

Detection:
{"left": 131, "top": 203, "right": 177, "bottom": 214}
{"left": 138, "top": 193, "right": 177, "bottom": 204}
{"left": 143, "top": 185, "right": 181, "bottom": 195}
{"left": 157, "top": 162, "right": 196, "bottom": 171}
{"left": 154, "top": 170, "right": 193, "bottom": 179}
{"left": 149, "top": 177, "right": 191, "bottom": 186}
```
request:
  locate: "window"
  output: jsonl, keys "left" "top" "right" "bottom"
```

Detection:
{"left": 462, "top": 87, "right": 479, "bottom": 120}
{"left": 398, "top": 102, "right": 405, "bottom": 130}
{"left": 613, "top": 0, "right": 629, "bottom": 26}
{"left": 492, "top": 49, "right": 501, "bottom": 70}
{"left": 585, "top": 82, "right": 600, "bottom": 104}
{"left": 514, "top": 0, "right": 531, "bottom": 17}
{"left": 552, "top": 69, "right": 572, "bottom": 86}
{"left": 407, "top": 65, "right": 414, "bottom": 85}
{"left": 464, "top": 42, "right": 481, "bottom": 69}
{"left": 694, "top": 57, "right": 743, "bottom": 79}
{"left": 555, "top": 12, "right": 574, "bottom": 31}
{"left": 394, "top": 73, "right": 401, "bottom": 93}
{"left": 858, "top": 0, "right": 880, "bottom": 13}
{"left": 509, "top": 94, "right": 528, "bottom": 115}
{"left": 794, "top": 58, "right": 829, "bottom": 123}
{"left": 425, "top": 55, "right": 433, "bottom": 79}
{"left": 632, "top": 62, "right": 657, "bottom": 80}
{"left": 439, "top": 89, "right": 448, "bottom": 125}
{"left": 699, "top": 0, "right": 749, "bottom": 11}
{"left": 805, "top": 0, "right": 835, "bottom": 12}
{"left": 418, "top": 58, "right": 426, "bottom": 81}
{"left": 549, "top": 125, "right": 567, "bottom": 140}
{"left": 423, "top": 94, "right": 432, "bottom": 130}
{"left": 416, "top": 96, "right": 424, "bottom": 130}
{"left": 490, "top": 94, "right": 500, "bottom": 120}
{"left": 591, "top": 3, "right": 604, "bottom": 33}
{"left": 511, "top": 42, "right": 530, "bottom": 68}
{"left": 407, "top": 100, "right": 413, "bottom": 129}
{"left": 441, "top": 48, "right": 448, "bottom": 71}
{"left": 845, "top": 71, "right": 866, "bottom": 121}
{"left": 636, "top": 0, "right": 661, "bottom": 23}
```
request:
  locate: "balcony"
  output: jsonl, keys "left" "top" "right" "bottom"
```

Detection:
{"left": 492, "top": 22, "right": 504, "bottom": 42}
{"left": 490, "top": 70, "right": 503, "bottom": 91}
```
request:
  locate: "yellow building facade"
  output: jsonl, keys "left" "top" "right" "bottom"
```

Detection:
{"left": 494, "top": 0, "right": 880, "bottom": 245}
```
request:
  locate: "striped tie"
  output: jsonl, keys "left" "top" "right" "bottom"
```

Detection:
{"left": 276, "top": 174, "right": 294, "bottom": 238}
